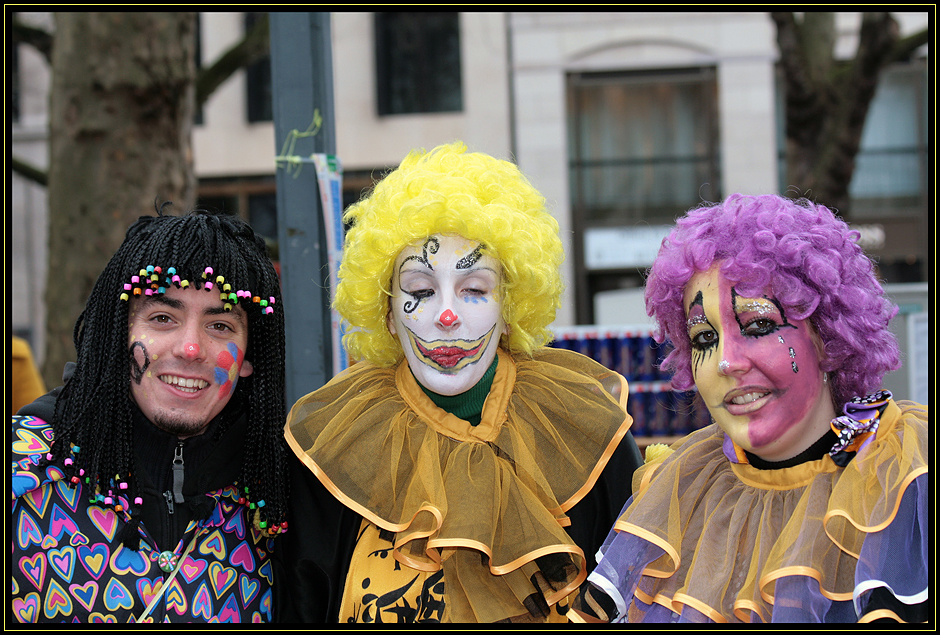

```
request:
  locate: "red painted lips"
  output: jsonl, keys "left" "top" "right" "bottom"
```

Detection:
{"left": 420, "top": 342, "right": 484, "bottom": 368}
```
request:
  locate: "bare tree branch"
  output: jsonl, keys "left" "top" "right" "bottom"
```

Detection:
{"left": 11, "top": 18, "right": 53, "bottom": 63}
{"left": 195, "top": 12, "right": 270, "bottom": 108}
{"left": 11, "top": 156, "right": 48, "bottom": 186}
{"left": 772, "top": 12, "right": 828, "bottom": 170}
{"left": 889, "top": 28, "right": 929, "bottom": 63}
{"left": 841, "top": 12, "right": 898, "bottom": 122}
{"left": 772, "top": 11, "right": 923, "bottom": 215}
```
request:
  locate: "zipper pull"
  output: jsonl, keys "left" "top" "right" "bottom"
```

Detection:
{"left": 172, "top": 442, "right": 185, "bottom": 504}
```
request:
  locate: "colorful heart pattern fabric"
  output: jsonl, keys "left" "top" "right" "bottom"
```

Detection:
{"left": 11, "top": 416, "right": 276, "bottom": 623}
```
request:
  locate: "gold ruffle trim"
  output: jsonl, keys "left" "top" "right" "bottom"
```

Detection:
{"left": 615, "top": 400, "right": 927, "bottom": 622}
{"left": 286, "top": 347, "right": 632, "bottom": 621}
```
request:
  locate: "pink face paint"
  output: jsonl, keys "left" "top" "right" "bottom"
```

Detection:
{"left": 185, "top": 342, "right": 200, "bottom": 358}
{"left": 684, "top": 265, "right": 834, "bottom": 462}
{"left": 439, "top": 309, "right": 458, "bottom": 326}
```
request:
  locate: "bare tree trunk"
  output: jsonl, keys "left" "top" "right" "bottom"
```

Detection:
{"left": 773, "top": 12, "right": 899, "bottom": 217}
{"left": 43, "top": 12, "right": 197, "bottom": 386}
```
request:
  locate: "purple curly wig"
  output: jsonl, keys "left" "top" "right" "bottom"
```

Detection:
{"left": 645, "top": 193, "right": 901, "bottom": 408}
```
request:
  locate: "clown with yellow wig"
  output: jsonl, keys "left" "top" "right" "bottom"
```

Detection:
{"left": 279, "top": 141, "right": 643, "bottom": 623}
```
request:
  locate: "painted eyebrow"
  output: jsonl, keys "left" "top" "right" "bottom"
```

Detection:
{"left": 686, "top": 290, "right": 704, "bottom": 315}
{"left": 399, "top": 259, "right": 431, "bottom": 274}
{"left": 454, "top": 265, "right": 500, "bottom": 279}
{"left": 733, "top": 299, "right": 779, "bottom": 314}
{"left": 685, "top": 292, "right": 707, "bottom": 329}
{"left": 398, "top": 262, "right": 433, "bottom": 275}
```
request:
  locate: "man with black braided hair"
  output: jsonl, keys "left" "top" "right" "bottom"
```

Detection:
{"left": 11, "top": 206, "right": 296, "bottom": 623}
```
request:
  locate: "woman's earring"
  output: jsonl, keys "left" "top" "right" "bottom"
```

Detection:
{"left": 823, "top": 373, "right": 828, "bottom": 384}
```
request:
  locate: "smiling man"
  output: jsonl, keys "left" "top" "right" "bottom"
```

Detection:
{"left": 281, "top": 142, "right": 643, "bottom": 624}
{"left": 11, "top": 207, "right": 291, "bottom": 623}
{"left": 128, "top": 287, "right": 254, "bottom": 438}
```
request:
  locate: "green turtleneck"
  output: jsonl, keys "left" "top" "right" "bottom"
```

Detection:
{"left": 417, "top": 356, "right": 499, "bottom": 426}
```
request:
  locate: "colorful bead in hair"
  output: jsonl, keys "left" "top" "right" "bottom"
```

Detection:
{"left": 118, "top": 265, "right": 276, "bottom": 316}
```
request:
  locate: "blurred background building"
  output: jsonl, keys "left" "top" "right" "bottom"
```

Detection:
{"left": 12, "top": 11, "right": 930, "bottom": 429}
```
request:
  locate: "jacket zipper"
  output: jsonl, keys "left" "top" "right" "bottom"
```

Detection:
{"left": 164, "top": 441, "right": 185, "bottom": 514}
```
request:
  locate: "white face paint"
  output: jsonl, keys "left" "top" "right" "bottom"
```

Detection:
{"left": 388, "top": 234, "right": 507, "bottom": 396}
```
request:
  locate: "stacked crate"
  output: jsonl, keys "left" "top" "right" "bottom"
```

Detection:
{"left": 549, "top": 325, "right": 711, "bottom": 441}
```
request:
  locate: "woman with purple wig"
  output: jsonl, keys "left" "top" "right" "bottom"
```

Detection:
{"left": 573, "top": 194, "right": 928, "bottom": 624}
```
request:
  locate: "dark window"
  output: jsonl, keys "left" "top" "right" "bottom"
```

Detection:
{"left": 848, "top": 60, "right": 929, "bottom": 283}
{"left": 248, "top": 192, "right": 278, "bottom": 241}
{"left": 849, "top": 62, "right": 927, "bottom": 211}
{"left": 775, "top": 59, "right": 928, "bottom": 284}
{"left": 567, "top": 67, "right": 721, "bottom": 323}
{"left": 568, "top": 67, "right": 720, "bottom": 225}
{"left": 374, "top": 12, "right": 462, "bottom": 115}
{"left": 196, "top": 194, "right": 238, "bottom": 217}
{"left": 245, "top": 12, "right": 272, "bottom": 122}
{"left": 197, "top": 176, "right": 278, "bottom": 242}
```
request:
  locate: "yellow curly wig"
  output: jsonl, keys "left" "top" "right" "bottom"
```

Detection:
{"left": 335, "top": 141, "right": 565, "bottom": 367}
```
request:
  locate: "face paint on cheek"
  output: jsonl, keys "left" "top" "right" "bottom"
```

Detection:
{"left": 400, "top": 238, "right": 439, "bottom": 314}
{"left": 690, "top": 348, "right": 713, "bottom": 378}
{"left": 214, "top": 343, "right": 245, "bottom": 398}
{"left": 685, "top": 291, "right": 715, "bottom": 379}
{"left": 777, "top": 336, "right": 800, "bottom": 372}
{"left": 129, "top": 341, "right": 150, "bottom": 384}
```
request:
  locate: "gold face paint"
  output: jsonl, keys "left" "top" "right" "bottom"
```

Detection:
{"left": 404, "top": 324, "right": 497, "bottom": 372}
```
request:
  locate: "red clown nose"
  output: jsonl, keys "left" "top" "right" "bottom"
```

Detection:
{"left": 440, "top": 309, "right": 458, "bottom": 326}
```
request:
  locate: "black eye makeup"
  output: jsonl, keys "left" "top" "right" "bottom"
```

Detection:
{"left": 399, "top": 237, "right": 440, "bottom": 314}
{"left": 731, "top": 290, "right": 795, "bottom": 338}
{"left": 686, "top": 291, "right": 719, "bottom": 355}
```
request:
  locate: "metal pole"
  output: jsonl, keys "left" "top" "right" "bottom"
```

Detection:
{"left": 269, "top": 12, "right": 336, "bottom": 406}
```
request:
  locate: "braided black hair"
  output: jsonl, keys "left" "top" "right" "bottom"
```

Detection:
{"left": 47, "top": 204, "right": 289, "bottom": 546}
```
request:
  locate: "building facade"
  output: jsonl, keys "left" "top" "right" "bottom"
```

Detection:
{"left": 11, "top": 11, "right": 930, "bottom": 401}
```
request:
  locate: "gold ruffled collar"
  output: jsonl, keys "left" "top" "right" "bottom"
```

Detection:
{"left": 285, "top": 347, "right": 632, "bottom": 620}
{"left": 613, "top": 399, "right": 927, "bottom": 622}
